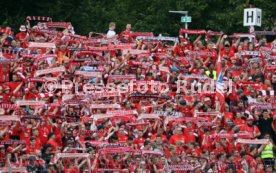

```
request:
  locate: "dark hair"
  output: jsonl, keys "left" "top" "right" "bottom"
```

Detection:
{"left": 30, "top": 137, "right": 36, "bottom": 141}
{"left": 226, "top": 153, "right": 233, "bottom": 159}
{"left": 250, "top": 146, "right": 256, "bottom": 152}
{"left": 240, "top": 151, "right": 246, "bottom": 157}
{"left": 143, "top": 140, "right": 150, "bottom": 146}
{"left": 128, "top": 136, "right": 134, "bottom": 141}
{"left": 47, "top": 132, "right": 55, "bottom": 139}
{"left": 217, "top": 153, "right": 224, "bottom": 160}
{"left": 210, "top": 162, "right": 216, "bottom": 169}
{"left": 156, "top": 134, "right": 162, "bottom": 138}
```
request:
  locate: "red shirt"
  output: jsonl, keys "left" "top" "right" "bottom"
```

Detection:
{"left": 234, "top": 118, "right": 246, "bottom": 126}
{"left": 220, "top": 48, "right": 235, "bottom": 59}
{"left": 117, "top": 134, "right": 128, "bottom": 143}
{"left": 64, "top": 166, "right": 79, "bottom": 173}
{"left": 169, "top": 134, "right": 185, "bottom": 145}
{"left": 150, "top": 134, "right": 168, "bottom": 142}
{"left": 19, "top": 127, "right": 31, "bottom": 142}
{"left": 173, "top": 45, "right": 188, "bottom": 56}
{"left": 118, "top": 31, "right": 131, "bottom": 42}
{"left": 38, "top": 126, "right": 50, "bottom": 145}
{"left": 26, "top": 144, "right": 40, "bottom": 154}
{"left": 47, "top": 139, "right": 59, "bottom": 151}
{"left": 133, "top": 137, "right": 145, "bottom": 149}
{"left": 0, "top": 64, "right": 10, "bottom": 82}
{"left": 240, "top": 125, "right": 260, "bottom": 138}
{"left": 184, "top": 128, "right": 197, "bottom": 143}
{"left": 245, "top": 155, "right": 257, "bottom": 169}
{"left": 15, "top": 32, "right": 27, "bottom": 43}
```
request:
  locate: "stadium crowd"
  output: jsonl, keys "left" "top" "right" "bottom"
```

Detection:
{"left": 0, "top": 16, "right": 275, "bottom": 173}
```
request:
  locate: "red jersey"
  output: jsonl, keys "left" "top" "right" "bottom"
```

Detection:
{"left": 169, "top": 134, "right": 185, "bottom": 145}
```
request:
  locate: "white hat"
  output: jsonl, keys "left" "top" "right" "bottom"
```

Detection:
{"left": 19, "top": 25, "right": 26, "bottom": 32}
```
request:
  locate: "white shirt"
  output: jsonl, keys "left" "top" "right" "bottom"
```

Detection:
{"left": 107, "top": 30, "right": 116, "bottom": 39}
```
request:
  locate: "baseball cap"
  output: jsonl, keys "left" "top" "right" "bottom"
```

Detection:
{"left": 237, "top": 90, "right": 244, "bottom": 95}
{"left": 19, "top": 25, "right": 27, "bottom": 32}
{"left": 224, "top": 42, "right": 230, "bottom": 47}
{"left": 203, "top": 97, "right": 211, "bottom": 102}
{"left": 179, "top": 100, "right": 186, "bottom": 105}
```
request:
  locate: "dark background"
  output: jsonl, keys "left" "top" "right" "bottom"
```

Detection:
{"left": 0, "top": 0, "right": 275, "bottom": 36}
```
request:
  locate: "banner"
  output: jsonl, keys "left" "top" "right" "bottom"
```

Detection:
{"left": 165, "top": 117, "right": 209, "bottom": 124}
{"left": 96, "top": 169, "right": 128, "bottom": 172}
{"left": 182, "top": 74, "right": 210, "bottom": 79}
{"left": 83, "top": 141, "right": 108, "bottom": 147}
{"left": 226, "top": 66, "right": 248, "bottom": 71}
{"left": 0, "top": 57, "right": 12, "bottom": 64}
{"left": 138, "top": 114, "right": 160, "bottom": 120}
{"left": 35, "top": 66, "right": 65, "bottom": 76}
{"left": 142, "top": 150, "right": 163, "bottom": 155}
{"left": 93, "top": 92, "right": 121, "bottom": 98}
{"left": 0, "top": 115, "right": 20, "bottom": 121}
{"left": 16, "top": 100, "right": 45, "bottom": 106}
{"left": 136, "top": 36, "right": 179, "bottom": 43}
{"left": 167, "top": 164, "right": 195, "bottom": 171}
{"left": 29, "top": 28, "right": 59, "bottom": 36}
{"left": 187, "top": 51, "right": 213, "bottom": 57}
{"left": 130, "top": 32, "right": 154, "bottom": 37}
{"left": 0, "top": 140, "right": 25, "bottom": 145}
{"left": 65, "top": 33, "right": 87, "bottom": 40}
{"left": 27, "top": 77, "right": 47, "bottom": 82}
{"left": 209, "top": 133, "right": 253, "bottom": 139}
{"left": 130, "top": 93, "right": 170, "bottom": 99}
{"left": 249, "top": 58, "right": 262, "bottom": 63}
{"left": 77, "top": 61, "right": 111, "bottom": 65}
{"left": 206, "top": 31, "right": 223, "bottom": 36}
{"left": 26, "top": 16, "right": 52, "bottom": 22}
{"left": 232, "top": 33, "right": 255, "bottom": 38}
{"left": 195, "top": 112, "right": 221, "bottom": 116}
{"left": 131, "top": 61, "right": 152, "bottom": 68}
{"left": 197, "top": 122, "right": 219, "bottom": 127}
{"left": 28, "top": 42, "right": 56, "bottom": 49}
{"left": 122, "top": 49, "right": 148, "bottom": 55}
{"left": 241, "top": 51, "right": 260, "bottom": 56}
{"left": 253, "top": 104, "right": 274, "bottom": 110}
{"left": 154, "top": 110, "right": 183, "bottom": 117}
{"left": 106, "top": 109, "right": 138, "bottom": 115}
{"left": 63, "top": 99, "right": 89, "bottom": 106}
{"left": 90, "top": 104, "right": 121, "bottom": 109}
{"left": 159, "top": 66, "right": 171, "bottom": 73}
{"left": 21, "top": 115, "right": 43, "bottom": 121}
{"left": 265, "top": 65, "right": 276, "bottom": 71}
{"left": 75, "top": 70, "right": 102, "bottom": 78}
{"left": 126, "top": 122, "right": 150, "bottom": 126}
{"left": 236, "top": 139, "right": 270, "bottom": 144}
{"left": 0, "top": 27, "right": 12, "bottom": 35}
{"left": 56, "top": 153, "right": 89, "bottom": 158}
{"left": 47, "top": 22, "right": 71, "bottom": 29}
{"left": 0, "top": 104, "right": 17, "bottom": 109}
{"left": 99, "top": 147, "right": 134, "bottom": 154}
{"left": 92, "top": 114, "right": 115, "bottom": 120}
{"left": 179, "top": 28, "right": 206, "bottom": 35}
{"left": 80, "top": 129, "right": 101, "bottom": 135}
{"left": 0, "top": 167, "right": 27, "bottom": 173}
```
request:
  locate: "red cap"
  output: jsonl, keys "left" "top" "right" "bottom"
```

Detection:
{"left": 6, "top": 147, "right": 13, "bottom": 152}
{"left": 180, "top": 38, "right": 188, "bottom": 44}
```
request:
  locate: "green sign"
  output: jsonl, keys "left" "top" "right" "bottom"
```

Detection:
{"left": 181, "top": 16, "right": 192, "bottom": 23}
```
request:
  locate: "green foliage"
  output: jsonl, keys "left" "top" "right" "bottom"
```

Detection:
{"left": 0, "top": 0, "right": 275, "bottom": 36}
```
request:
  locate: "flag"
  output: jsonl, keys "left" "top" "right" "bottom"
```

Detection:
{"left": 216, "top": 54, "right": 225, "bottom": 112}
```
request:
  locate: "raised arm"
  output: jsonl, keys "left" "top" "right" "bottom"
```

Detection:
{"left": 193, "top": 35, "right": 202, "bottom": 46}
